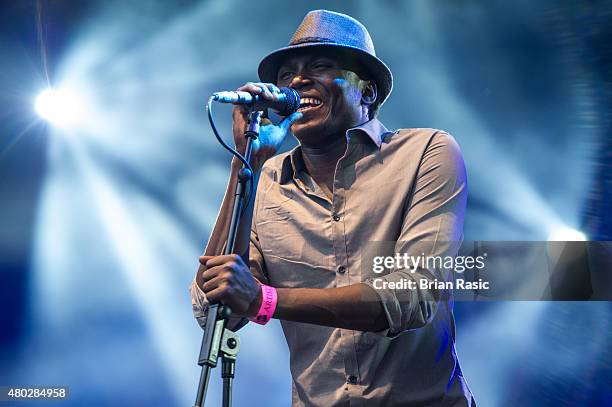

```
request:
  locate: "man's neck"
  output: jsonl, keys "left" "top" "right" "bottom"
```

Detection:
{"left": 299, "top": 132, "right": 348, "bottom": 199}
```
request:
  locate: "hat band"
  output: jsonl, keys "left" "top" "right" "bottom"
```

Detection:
{"left": 290, "top": 36, "right": 338, "bottom": 46}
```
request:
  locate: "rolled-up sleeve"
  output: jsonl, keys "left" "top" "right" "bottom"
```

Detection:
{"left": 189, "top": 186, "right": 269, "bottom": 331}
{"left": 364, "top": 131, "right": 467, "bottom": 335}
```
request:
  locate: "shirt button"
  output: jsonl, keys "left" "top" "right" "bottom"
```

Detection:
{"left": 332, "top": 213, "right": 341, "bottom": 222}
{"left": 347, "top": 375, "right": 358, "bottom": 384}
{"left": 337, "top": 265, "right": 346, "bottom": 274}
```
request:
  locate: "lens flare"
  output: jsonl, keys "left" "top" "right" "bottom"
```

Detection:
{"left": 34, "top": 88, "right": 81, "bottom": 126}
{"left": 548, "top": 226, "right": 587, "bottom": 241}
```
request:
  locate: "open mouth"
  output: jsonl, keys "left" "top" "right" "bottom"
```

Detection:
{"left": 298, "top": 97, "right": 322, "bottom": 112}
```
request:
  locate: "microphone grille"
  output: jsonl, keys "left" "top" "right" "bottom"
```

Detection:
{"left": 278, "top": 87, "right": 300, "bottom": 116}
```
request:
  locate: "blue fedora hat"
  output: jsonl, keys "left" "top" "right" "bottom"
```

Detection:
{"left": 258, "top": 10, "right": 393, "bottom": 107}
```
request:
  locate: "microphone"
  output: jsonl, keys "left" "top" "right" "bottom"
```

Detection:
{"left": 212, "top": 87, "right": 300, "bottom": 116}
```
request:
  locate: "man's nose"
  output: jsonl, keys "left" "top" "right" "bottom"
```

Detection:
{"left": 289, "top": 73, "right": 313, "bottom": 89}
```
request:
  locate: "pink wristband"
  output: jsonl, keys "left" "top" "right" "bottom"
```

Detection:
{"left": 249, "top": 285, "right": 277, "bottom": 325}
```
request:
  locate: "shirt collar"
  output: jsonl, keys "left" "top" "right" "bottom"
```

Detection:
{"left": 281, "top": 118, "right": 393, "bottom": 183}
{"left": 346, "top": 117, "right": 391, "bottom": 148}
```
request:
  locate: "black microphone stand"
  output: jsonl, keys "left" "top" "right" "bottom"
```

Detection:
{"left": 194, "top": 109, "right": 263, "bottom": 407}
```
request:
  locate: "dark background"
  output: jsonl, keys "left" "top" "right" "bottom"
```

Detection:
{"left": 0, "top": 1, "right": 611, "bottom": 406}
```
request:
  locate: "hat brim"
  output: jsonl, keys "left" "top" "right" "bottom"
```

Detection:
{"left": 258, "top": 42, "right": 393, "bottom": 107}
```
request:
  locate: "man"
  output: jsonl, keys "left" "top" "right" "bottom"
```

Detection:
{"left": 191, "top": 10, "right": 476, "bottom": 406}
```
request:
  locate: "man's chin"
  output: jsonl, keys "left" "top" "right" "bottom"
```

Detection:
{"left": 291, "top": 119, "right": 327, "bottom": 142}
{"left": 290, "top": 119, "right": 319, "bottom": 138}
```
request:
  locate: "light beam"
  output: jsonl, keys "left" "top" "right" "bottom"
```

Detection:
{"left": 548, "top": 226, "right": 587, "bottom": 241}
{"left": 34, "top": 88, "right": 81, "bottom": 126}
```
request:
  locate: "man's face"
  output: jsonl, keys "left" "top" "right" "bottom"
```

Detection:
{"left": 276, "top": 49, "right": 373, "bottom": 145}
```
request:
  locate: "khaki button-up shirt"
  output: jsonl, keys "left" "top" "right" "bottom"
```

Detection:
{"left": 191, "top": 119, "right": 475, "bottom": 406}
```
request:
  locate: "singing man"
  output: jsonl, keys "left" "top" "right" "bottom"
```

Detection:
{"left": 191, "top": 9, "right": 476, "bottom": 406}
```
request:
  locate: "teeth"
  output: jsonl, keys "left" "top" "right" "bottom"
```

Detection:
{"left": 299, "top": 97, "right": 322, "bottom": 107}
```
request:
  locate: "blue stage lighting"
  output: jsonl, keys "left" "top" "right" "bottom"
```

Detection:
{"left": 35, "top": 88, "right": 81, "bottom": 126}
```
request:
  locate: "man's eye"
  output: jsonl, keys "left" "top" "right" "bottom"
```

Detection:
{"left": 279, "top": 71, "right": 294, "bottom": 81}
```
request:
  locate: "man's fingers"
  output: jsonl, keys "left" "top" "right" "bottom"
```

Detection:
{"left": 235, "top": 83, "right": 264, "bottom": 100}
{"left": 280, "top": 111, "right": 303, "bottom": 130}
{"left": 203, "top": 254, "right": 242, "bottom": 268}
{"left": 237, "top": 82, "right": 262, "bottom": 93}
{"left": 236, "top": 82, "right": 276, "bottom": 100}
{"left": 260, "top": 84, "right": 274, "bottom": 100}
{"left": 269, "top": 85, "right": 283, "bottom": 100}
{"left": 201, "top": 273, "right": 227, "bottom": 293}
{"left": 201, "top": 264, "right": 224, "bottom": 283}
{"left": 200, "top": 254, "right": 245, "bottom": 283}
{"left": 198, "top": 255, "right": 214, "bottom": 266}
{"left": 205, "top": 285, "right": 228, "bottom": 304}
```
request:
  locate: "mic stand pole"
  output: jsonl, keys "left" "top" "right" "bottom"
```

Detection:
{"left": 194, "top": 109, "right": 263, "bottom": 407}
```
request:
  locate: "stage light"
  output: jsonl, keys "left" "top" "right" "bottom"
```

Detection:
{"left": 547, "top": 226, "right": 587, "bottom": 241}
{"left": 34, "top": 88, "right": 81, "bottom": 126}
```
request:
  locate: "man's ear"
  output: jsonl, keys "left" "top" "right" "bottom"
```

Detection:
{"left": 361, "top": 80, "right": 377, "bottom": 107}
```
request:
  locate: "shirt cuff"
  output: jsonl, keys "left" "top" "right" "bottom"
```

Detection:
{"left": 189, "top": 278, "right": 209, "bottom": 330}
{"left": 189, "top": 278, "right": 251, "bottom": 332}
{"left": 364, "top": 273, "right": 420, "bottom": 338}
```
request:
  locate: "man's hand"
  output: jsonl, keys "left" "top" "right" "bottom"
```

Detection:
{"left": 198, "top": 254, "right": 262, "bottom": 317}
{"left": 232, "top": 82, "right": 302, "bottom": 171}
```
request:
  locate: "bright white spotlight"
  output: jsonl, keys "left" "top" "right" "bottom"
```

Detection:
{"left": 35, "top": 88, "right": 81, "bottom": 126}
{"left": 548, "top": 226, "right": 587, "bottom": 241}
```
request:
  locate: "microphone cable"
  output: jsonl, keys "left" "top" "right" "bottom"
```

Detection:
{"left": 207, "top": 96, "right": 255, "bottom": 216}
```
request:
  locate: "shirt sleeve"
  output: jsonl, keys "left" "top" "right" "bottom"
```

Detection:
{"left": 364, "top": 131, "right": 467, "bottom": 336}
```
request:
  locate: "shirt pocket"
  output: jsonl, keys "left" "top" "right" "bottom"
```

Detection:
{"left": 255, "top": 191, "right": 335, "bottom": 288}
{"left": 256, "top": 192, "right": 309, "bottom": 264}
